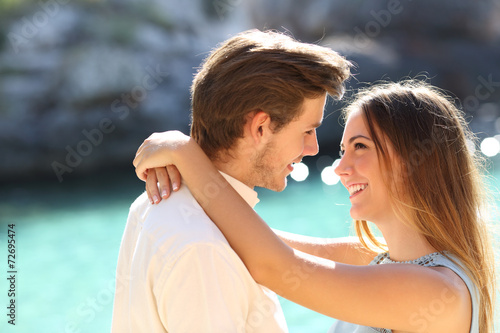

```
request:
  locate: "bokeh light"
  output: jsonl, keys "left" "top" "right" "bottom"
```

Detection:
{"left": 321, "top": 159, "right": 341, "bottom": 185}
{"left": 290, "top": 162, "right": 309, "bottom": 182}
{"left": 480, "top": 137, "right": 500, "bottom": 157}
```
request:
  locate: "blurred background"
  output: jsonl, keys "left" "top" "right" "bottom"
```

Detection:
{"left": 0, "top": 0, "right": 499, "bottom": 332}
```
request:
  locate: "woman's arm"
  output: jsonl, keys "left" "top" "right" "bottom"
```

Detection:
{"left": 272, "top": 231, "right": 378, "bottom": 266}
{"left": 136, "top": 134, "right": 377, "bottom": 265}
{"left": 133, "top": 131, "right": 470, "bottom": 332}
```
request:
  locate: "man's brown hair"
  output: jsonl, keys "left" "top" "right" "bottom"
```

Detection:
{"left": 190, "top": 29, "right": 351, "bottom": 160}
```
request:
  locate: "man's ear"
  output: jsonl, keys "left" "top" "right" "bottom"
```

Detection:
{"left": 246, "top": 111, "right": 273, "bottom": 144}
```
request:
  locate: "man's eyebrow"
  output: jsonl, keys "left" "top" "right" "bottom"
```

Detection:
{"left": 340, "top": 135, "right": 372, "bottom": 147}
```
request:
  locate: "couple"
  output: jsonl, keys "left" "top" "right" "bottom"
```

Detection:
{"left": 112, "top": 30, "right": 496, "bottom": 332}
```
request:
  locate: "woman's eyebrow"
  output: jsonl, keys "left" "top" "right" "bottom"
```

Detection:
{"left": 340, "top": 134, "right": 372, "bottom": 147}
{"left": 348, "top": 135, "right": 372, "bottom": 144}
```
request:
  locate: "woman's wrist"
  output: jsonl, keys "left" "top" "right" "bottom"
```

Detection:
{"left": 170, "top": 135, "right": 197, "bottom": 166}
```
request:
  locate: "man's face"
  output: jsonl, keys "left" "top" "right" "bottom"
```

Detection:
{"left": 249, "top": 93, "right": 326, "bottom": 191}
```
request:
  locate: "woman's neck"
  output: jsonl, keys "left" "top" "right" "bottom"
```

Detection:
{"left": 376, "top": 218, "right": 438, "bottom": 262}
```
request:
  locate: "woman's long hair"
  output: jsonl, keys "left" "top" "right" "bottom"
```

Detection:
{"left": 343, "top": 80, "right": 496, "bottom": 332}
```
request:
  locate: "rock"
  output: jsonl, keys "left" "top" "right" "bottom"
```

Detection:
{"left": 0, "top": 0, "right": 252, "bottom": 182}
{"left": 0, "top": 0, "right": 499, "bottom": 182}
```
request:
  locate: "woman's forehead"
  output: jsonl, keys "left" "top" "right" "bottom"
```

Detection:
{"left": 343, "top": 110, "right": 369, "bottom": 137}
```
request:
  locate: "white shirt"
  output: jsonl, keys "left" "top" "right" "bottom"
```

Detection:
{"left": 111, "top": 172, "right": 288, "bottom": 333}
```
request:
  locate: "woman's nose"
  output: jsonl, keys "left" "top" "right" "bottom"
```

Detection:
{"left": 334, "top": 154, "right": 353, "bottom": 177}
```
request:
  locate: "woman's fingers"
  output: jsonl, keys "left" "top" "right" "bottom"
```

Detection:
{"left": 133, "top": 131, "right": 191, "bottom": 182}
{"left": 134, "top": 153, "right": 148, "bottom": 181}
{"left": 133, "top": 136, "right": 158, "bottom": 181}
{"left": 155, "top": 167, "right": 172, "bottom": 199}
{"left": 146, "top": 167, "right": 181, "bottom": 204}
{"left": 145, "top": 169, "right": 160, "bottom": 204}
{"left": 133, "top": 141, "right": 146, "bottom": 169}
{"left": 166, "top": 165, "right": 182, "bottom": 192}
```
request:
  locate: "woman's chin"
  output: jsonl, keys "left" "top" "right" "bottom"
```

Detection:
{"left": 349, "top": 207, "right": 365, "bottom": 221}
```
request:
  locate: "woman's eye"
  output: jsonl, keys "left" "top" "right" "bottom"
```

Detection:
{"left": 354, "top": 142, "right": 367, "bottom": 149}
{"left": 340, "top": 142, "right": 366, "bottom": 157}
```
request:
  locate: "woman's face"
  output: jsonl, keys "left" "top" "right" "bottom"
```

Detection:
{"left": 334, "top": 110, "right": 396, "bottom": 224}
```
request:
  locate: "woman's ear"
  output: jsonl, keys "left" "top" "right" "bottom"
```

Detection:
{"left": 247, "top": 111, "right": 273, "bottom": 145}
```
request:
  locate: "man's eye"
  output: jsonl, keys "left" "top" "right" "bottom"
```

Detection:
{"left": 305, "top": 130, "right": 314, "bottom": 135}
{"left": 339, "top": 149, "right": 345, "bottom": 157}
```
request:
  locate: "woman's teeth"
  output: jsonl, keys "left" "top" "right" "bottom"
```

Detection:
{"left": 348, "top": 184, "right": 368, "bottom": 196}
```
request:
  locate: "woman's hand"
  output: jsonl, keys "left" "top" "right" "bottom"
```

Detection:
{"left": 133, "top": 130, "right": 190, "bottom": 180}
{"left": 133, "top": 130, "right": 189, "bottom": 203}
{"left": 144, "top": 166, "right": 182, "bottom": 204}
{"left": 133, "top": 131, "right": 191, "bottom": 203}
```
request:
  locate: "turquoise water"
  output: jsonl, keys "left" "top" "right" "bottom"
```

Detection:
{"left": 0, "top": 168, "right": 498, "bottom": 333}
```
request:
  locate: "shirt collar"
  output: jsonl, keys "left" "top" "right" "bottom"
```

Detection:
{"left": 219, "top": 171, "right": 260, "bottom": 208}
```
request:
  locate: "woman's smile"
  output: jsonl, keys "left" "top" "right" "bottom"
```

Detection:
{"left": 347, "top": 183, "right": 368, "bottom": 198}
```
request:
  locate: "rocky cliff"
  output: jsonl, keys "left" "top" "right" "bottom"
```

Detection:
{"left": 0, "top": 0, "right": 499, "bottom": 182}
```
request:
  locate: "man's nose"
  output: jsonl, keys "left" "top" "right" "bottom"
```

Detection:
{"left": 303, "top": 130, "right": 319, "bottom": 157}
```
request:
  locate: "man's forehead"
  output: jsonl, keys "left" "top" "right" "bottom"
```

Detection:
{"left": 300, "top": 95, "right": 326, "bottom": 123}
{"left": 293, "top": 111, "right": 323, "bottom": 128}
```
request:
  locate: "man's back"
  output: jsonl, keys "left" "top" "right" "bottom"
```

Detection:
{"left": 112, "top": 175, "right": 287, "bottom": 332}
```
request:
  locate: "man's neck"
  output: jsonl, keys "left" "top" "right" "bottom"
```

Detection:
{"left": 212, "top": 158, "right": 254, "bottom": 190}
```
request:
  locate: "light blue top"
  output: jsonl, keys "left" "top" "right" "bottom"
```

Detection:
{"left": 327, "top": 252, "right": 479, "bottom": 333}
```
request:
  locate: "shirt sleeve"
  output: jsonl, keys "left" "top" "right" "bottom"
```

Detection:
{"left": 155, "top": 242, "right": 251, "bottom": 332}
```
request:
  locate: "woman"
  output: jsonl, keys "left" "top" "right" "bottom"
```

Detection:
{"left": 133, "top": 81, "right": 496, "bottom": 332}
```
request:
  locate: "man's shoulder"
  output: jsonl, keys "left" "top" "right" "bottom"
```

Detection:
{"left": 129, "top": 186, "right": 228, "bottom": 248}
{"left": 129, "top": 191, "right": 150, "bottom": 213}
{"left": 129, "top": 185, "right": 199, "bottom": 219}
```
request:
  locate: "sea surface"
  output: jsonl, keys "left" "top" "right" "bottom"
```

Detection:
{"left": 0, "top": 166, "right": 498, "bottom": 333}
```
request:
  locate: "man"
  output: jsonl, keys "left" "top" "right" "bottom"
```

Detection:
{"left": 112, "top": 29, "right": 350, "bottom": 332}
